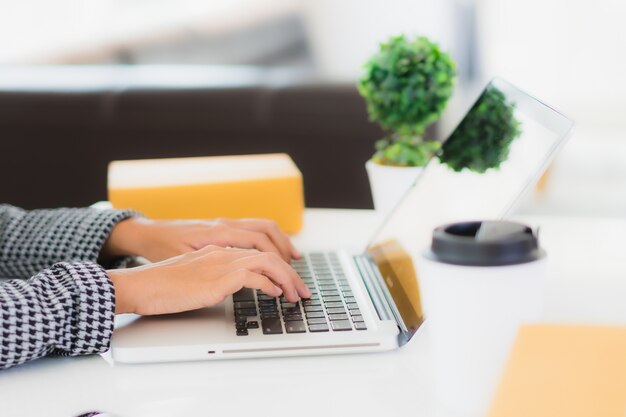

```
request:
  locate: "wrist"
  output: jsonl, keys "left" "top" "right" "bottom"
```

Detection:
{"left": 108, "top": 269, "right": 135, "bottom": 314}
{"left": 103, "top": 217, "right": 149, "bottom": 260}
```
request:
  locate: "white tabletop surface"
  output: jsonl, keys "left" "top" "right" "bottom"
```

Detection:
{"left": 1, "top": 208, "right": 625, "bottom": 417}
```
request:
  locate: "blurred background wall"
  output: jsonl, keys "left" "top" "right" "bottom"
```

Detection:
{"left": 0, "top": 0, "right": 624, "bottom": 216}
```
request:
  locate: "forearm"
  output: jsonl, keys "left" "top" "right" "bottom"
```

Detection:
{"left": 0, "top": 262, "right": 116, "bottom": 369}
{"left": 0, "top": 205, "right": 138, "bottom": 278}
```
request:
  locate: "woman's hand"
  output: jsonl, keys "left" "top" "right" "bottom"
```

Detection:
{"left": 108, "top": 245, "right": 311, "bottom": 315}
{"left": 103, "top": 217, "right": 301, "bottom": 263}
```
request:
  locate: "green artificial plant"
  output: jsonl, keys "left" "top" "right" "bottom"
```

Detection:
{"left": 438, "top": 85, "right": 522, "bottom": 173}
{"left": 358, "top": 35, "right": 456, "bottom": 167}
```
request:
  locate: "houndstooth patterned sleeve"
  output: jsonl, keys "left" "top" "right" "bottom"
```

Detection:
{"left": 0, "top": 205, "right": 138, "bottom": 278}
{"left": 0, "top": 262, "right": 115, "bottom": 369}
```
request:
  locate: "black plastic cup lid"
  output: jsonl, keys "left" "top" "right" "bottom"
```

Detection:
{"left": 424, "top": 220, "right": 545, "bottom": 266}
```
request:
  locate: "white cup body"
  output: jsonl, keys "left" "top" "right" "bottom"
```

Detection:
{"left": 417, "top": 256, "right": 546, "bottom": 414}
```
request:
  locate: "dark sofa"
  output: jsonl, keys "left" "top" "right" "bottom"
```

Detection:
{"left": 0, "top": 66, "right": 384, "bottom": 210}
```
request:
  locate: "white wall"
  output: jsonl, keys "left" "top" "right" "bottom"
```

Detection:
{"left": 301, "top": 0, "right": 458, "bottom": 81}
{"left": 477, "top": 0, "right": 626, "bottom": 129}
{"left": 476, "top": 0, "right": 626, "bottom": 218}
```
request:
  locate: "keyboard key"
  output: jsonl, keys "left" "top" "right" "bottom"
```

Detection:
{"left": 236, "top": 321, "right": 247, "bottom": 330}
{"left": 326, "top": 307, "right": 347, "bottom": 314}
{"left": 351, "top": 315, "right": 364, "bottom": 322}
{"left": 246, "top": 320, "right": 259, "bottom": 329}
{"left": 318, "top": 285, "right": 335, "bottom": 290}
{"left": 234, "top": 301, "right": 256, "bottom": 309}
{"left": 324, "top": 301, "right": 344, "bottom": 308}
{"left": 258, "top": 301, "right": 277, "bottom": 308}
{"left": 323, "top": 296, "right": 342, "bottom": 302}
{"left": 330, "top": 320, "right": 352, "bottom": 331}
{"left": 304, "top": 305, "right": 324, "bottom": 312}
{"left": 320, "top": 290, "right": 340, "bottom": 297}
{"left": 342, "top": 291, "right": 354, "bottom": 297}
{"left": 306, "top": 311, "right": 326, "bottom": 318}
{"left": 329, "top": 313, "right": 349, "bottom": 321}
{"left": 261, "top": 312, "right": 279, "bottom": 319}
{"left": 307, "top": 317, "right": 328, "bottom": 325}
{"left": 236, "top": 308, "right": 257, "bottom": 317}
{"left": 302, "top": 299, "right": 322, "bottom": 306}
{"left": 344, "top": 297, "right": 356, "bottom": 303}
{"left": 354, "top": 322, "right": 367, "bottom": 331}
{"left": 257, "top": 294, "right": 275, "bottom": 301}
{"left": 236, "top": 328, "right": 249, "bottom": 336}
{"left": 261, "top": 318, "right": 283, "bottom": 334}
{"left": 350, "top": 309, "right": 362, "bottom": 316}
{"left": 281, "top": 302, "right": 299, "bottom": 308}
{"left": 284, "top": 314, "right": 303, "bottom": 322}
{"left": 308, "top": 324, "right": 329, "bottom": 332}
{"left": 232, "top": 288, "right": 255, "bottom": 302}
{"left": 346, "top": 303, "right": 359, "bottom": 310}
{"left": 285, "top": 321, "right": 307, "bottom": 333}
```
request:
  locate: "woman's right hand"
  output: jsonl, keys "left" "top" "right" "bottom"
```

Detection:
{"left": 107, "top": 245, "right": 311, "bottom": 315}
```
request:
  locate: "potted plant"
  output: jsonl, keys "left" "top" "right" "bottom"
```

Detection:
{"left": 358, "top": 35, "right": 456, "bottom": 214}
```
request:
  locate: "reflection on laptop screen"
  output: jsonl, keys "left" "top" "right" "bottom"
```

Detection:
{"left": 366, "top": 78, "right": 573, "bottom": 341}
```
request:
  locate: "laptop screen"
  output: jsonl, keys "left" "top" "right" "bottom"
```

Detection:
{"left": 365, "top": 78, "right": 573, "bottom": 343}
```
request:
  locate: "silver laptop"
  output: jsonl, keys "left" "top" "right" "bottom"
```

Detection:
{"left": 111, "top": 78, "right": 574, "bottom": 363}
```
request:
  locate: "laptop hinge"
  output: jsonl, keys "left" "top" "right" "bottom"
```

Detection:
{"left": 354, "top": 254, "right": 410, "bottom": 345}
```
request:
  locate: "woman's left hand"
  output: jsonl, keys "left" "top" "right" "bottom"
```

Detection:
{"left": 103, "top": 217, "right": 301, "bottom": 263}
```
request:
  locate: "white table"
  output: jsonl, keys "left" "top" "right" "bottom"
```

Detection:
{"left": 1, "top": 209, "right": 625, "bottom": 417}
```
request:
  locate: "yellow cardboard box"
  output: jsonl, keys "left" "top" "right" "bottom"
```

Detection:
{"left": 488, "top": 324, "right": 626, "bottom": 417}
{"left": 108, "top": 153, "right": 304, "bottom": 233}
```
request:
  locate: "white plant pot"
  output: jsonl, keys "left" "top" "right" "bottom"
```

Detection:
{"left": 365, "top": 160, "right": 423, "bottom": 217}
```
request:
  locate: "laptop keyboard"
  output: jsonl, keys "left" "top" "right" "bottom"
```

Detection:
{"left": 232, "top": 252, "right": 367, "bottom": 336}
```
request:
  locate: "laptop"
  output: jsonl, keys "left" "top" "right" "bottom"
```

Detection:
{"left": 111, "top": 78, "right": 574, "bottom": 363}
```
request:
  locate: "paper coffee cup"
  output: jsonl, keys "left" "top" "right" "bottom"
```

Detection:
{"left": 417, "top": 221, "right": 546, "bottom": 414}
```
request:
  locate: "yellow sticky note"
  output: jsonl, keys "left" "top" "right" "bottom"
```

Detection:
{"left": 108, "top": 153, "right": 304, "bottom": 233}
{"left": 488, "top": 324, "right": 626, "bottom": 417}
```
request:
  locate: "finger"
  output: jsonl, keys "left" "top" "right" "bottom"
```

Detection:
{"left": 176, "top": 246, "right": 259, "bottom": 270}
{"left": 197, "top": 244, "right": 252, "bottom": 254}
{"left": 219, "top": 268, "right": 283, "bottom": 301}
{"left": 233, "top": 253, "right": 311, "bottom": 302}
{"left": 282, "top": 231, "right": 302, "bottom": 259}
{"left": 193, "top": 247, "right": 262, "bottom": 270}
{"left": 222, "top": 219, "right": 296, "bottom": 261}
{"left": 220, "top": 228, "right": 284, "bottom": 259}
{"left": 250, "top": 221, "right": 293, "bottom": 261}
